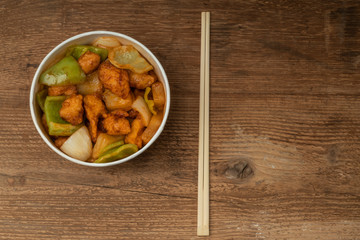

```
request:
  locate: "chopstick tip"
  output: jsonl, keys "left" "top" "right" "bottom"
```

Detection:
{"left": 197, "top": 225, "right": 210, "bottom": 236}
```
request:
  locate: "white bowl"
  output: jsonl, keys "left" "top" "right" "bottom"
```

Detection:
{"left": 29, "top": 31, "right": 170, "bottom": 167}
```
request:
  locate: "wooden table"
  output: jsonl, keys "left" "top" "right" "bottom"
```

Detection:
{"left": 1, "top": 1, "right": 359, "bottom": 239}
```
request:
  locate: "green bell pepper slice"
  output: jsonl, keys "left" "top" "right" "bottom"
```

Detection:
{"left": 95, "top": 144, "right": 138, "bottom": 163}
{"left": 36, "top": 89, "right": 48, "bottom": 112}
{"left": 66, "top": 45, "right": 108, "bottom": 62}
{"left": 144, "top": 87, "right": 157, "bottom": 115}
{"left": 44, "top": 96, "right": 82, "bottom": 136}
{"left": 39, "top": 56, "right": 86, "bottom": 86}
{"left": 98, "top": 140, "right": 125, "bottom": 158}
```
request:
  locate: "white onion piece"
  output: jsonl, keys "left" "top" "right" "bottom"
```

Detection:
{"left": 103, "top": 89, "right": 133, "bottom": 111}
{"left": 60, "top": 126, "right": 92, "bottom": 161}
{"left": 92, "top": 37, "right": 121, "bottom": 50}
{"left": 132, "top": 96, "right": 152, "bottom": 126}
{"left": 77, "top": 71, "right": 102, "bottom": 96}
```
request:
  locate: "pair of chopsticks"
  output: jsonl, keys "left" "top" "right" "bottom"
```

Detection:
{"left": 197, "top": 11, "right": 210, "bottom": 237}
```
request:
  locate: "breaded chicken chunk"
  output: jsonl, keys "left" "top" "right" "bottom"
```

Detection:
{"left": 125, "top": 115, "right": 145, "bottom": 149}
{"left": 104, "top": 109, "right": 129, "bottom": 118}
{"left": 60, "top": 94, "right": 84, "bottom": 125}
{"left": 54, "top": 137, "right": 68, "bottom": 148}
{"left": 78, "top": 50, "right": 101, "bottom": 74}
{"left": 127, "top": 109, "right": 138, "bottom": 119}
{"left": 98, "top": 61, "right": 130, "bottom": 98}
{"left": 48, "top": 85, "right": 77, "bottom": 96}
{"left": 133, "top": 89, "right": 145, "bottom": 98}
{"left": 101, "top": 110, "right": 131, "bottom": 135}
{"left": 84, "top": 94, "right": 107, "bottom": 142}
{"left": 129, "top": 71, "right": 157, "bottom": 89}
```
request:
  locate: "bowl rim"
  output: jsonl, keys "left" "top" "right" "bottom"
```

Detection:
{"left": 29, "top": 30, "right": 170, "bottom": 167}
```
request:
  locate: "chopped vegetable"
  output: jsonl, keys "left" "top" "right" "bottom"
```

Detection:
{"left": 102, "top": 89, "right": 133, "bottom": 111}
{"left": 98, "top": 140, "right": 124, "bottom": 157}
{"left": 92, "top": 37, "right": 121, "bottom": 50}
{"left": 39, "top": 56, "right": 86, "bottom": 86}
{"left": 94, "top": 143, "right": 138, "bottom": 163}
{"left": 92, "top": 133, "right": 124, "bottom": 159}
{"left": 152, "top": 82, "right": 165, "bottom": 110}
{"left": 36, "top": 89, "right": 48, "bottom": 111}
{"left": 144, "top": 87, "right": 157, "bottom": 115}
{"left": 131, "top": 96, "right": 152, "bottom": 126}
{"left": 77, "top": 71, "right": 103, "bottom": 95}
{"left": 141, "top": 111, "right": 163, "bottom": 145}
{"left": 108, "top": 45, "right": 153, "bottom": 74}
{"left": 66, "top": 45, "right": 108, "bottom": 62}
{"left": 60, "top": 126, "right": 92, "bottom": 161}
{"left": 47, "top": 122, "right": 82, "bottom": 136}
{"left": 42, "top": 113, "right": 48, "bottom": 132}
{"left": 44, "top": 96, "right": 82, "bottom": 136}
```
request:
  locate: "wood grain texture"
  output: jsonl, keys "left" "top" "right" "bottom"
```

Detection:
{"left": 1, "top": 0, "right": 360, "bottom": 239}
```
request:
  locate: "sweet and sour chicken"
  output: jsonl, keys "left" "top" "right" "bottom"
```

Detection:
{"left": 36, "top": 37, "right": 166, "bottom": 163}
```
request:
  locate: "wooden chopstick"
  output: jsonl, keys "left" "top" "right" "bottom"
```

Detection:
{"left": 197, "top": 11, "right": 210, "bottom": 237}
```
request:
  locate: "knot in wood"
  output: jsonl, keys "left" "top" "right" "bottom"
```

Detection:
{"left": 225, "top": 160, "right": 253, "bottom": 180}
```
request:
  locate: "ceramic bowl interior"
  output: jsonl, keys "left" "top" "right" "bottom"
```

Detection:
{"left": 29, "top": 31, "right": 170, "bottom": 167}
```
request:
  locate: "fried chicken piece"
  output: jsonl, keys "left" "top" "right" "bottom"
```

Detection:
{"left": 101, "top": 110, "right": 131, "bottom": 135}
{"left": 125, "top": 115, "right": 145, "bottom": 149}
{"left": 105, "top": 109, "right": 129, "bottom": 118}
{"left": 128, "top": 109, "right": 139, "bottom": 119}
{"left": 78, "top": 50, "right": 101, "bottom": 74}
{"left": 59, "top": 94, "right": 84, "bottom": 125}
{"left": 98, "top": 61, "right": 130, "bottom": 98}
{"left": 84, "top": 94, "right": 107, "bottom": 142}
{"left": 48, "top": 85, "right": 77, "bottom": 96}
{"left": 133, "top": 89, "right": 145, "bottom": 98}
{"left": 54, "top": 137, "right": 68, "bottom": 148}
{"left": 129, "top": 71, "right": 157, "bottom": 89}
